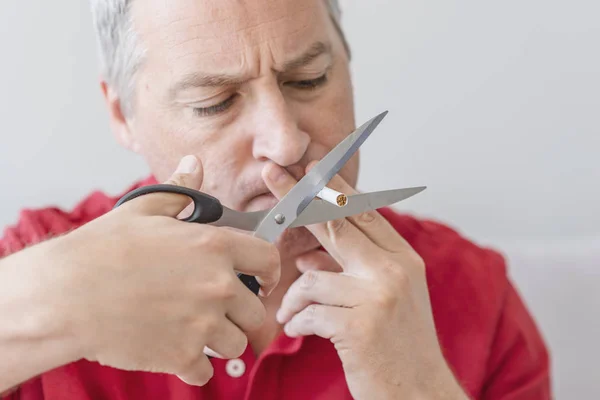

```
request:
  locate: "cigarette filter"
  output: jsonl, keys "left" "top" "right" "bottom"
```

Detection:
{"left": 317, "top": 186, "right": 348, "bottom": 207}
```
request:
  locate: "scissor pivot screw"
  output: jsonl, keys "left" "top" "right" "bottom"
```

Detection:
{"left": 274, "top": 214, "right": 286, "bottom": 224}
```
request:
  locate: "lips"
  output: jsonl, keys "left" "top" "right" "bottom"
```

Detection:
{"left": 245, "top": 192, "right": 279, "bottom": 212}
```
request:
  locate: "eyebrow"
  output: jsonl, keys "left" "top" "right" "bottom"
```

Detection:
{"left": 280, "top": 41, "right": 332, "bottom": 72}
{"left": 170, "top": 73, "right": 248, "bottom": 95}
{"left": 170, "top": 41, "right": 332, "bottom": 95}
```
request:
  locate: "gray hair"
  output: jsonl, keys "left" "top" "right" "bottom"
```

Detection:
{"left": 89, "top": 0, "right": 349, "bottom": 117}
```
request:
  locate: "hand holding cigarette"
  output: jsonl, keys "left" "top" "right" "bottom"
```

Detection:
{"left": 317, "top": 186, "right": 348, "bottom": 207}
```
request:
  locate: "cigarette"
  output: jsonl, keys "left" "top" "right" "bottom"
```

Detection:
{"left": 317, "top": 186, "right": 348, "bottom": 207}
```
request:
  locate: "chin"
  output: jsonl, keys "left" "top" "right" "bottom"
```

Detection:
{"left": 275, "top": 226, "right": 322, "bottom": 261}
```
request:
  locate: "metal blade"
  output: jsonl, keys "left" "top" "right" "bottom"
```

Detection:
{"left": 289, "top": 186, "right": 426, "bottom": 227}
{"left": 252, "top": 111, "right": 388, "bottom": 243}
{"left": 208, "top": 208, "right": 268, "bottom": 231}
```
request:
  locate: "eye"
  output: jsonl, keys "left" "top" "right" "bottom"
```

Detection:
{"left": 285, "top": 73, "right": 328, "bottom": 90}
{"left": 192, "top": 94, "right": 238, "bottom": 117}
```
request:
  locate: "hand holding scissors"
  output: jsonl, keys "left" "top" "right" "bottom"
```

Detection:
{"left": 114, "top": 111, "right": 426, "bottom": 296}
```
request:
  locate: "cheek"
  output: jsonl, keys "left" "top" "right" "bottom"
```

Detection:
{"left": 200, "top": 153, "right": 244, "bottom": 195}
{"left": 130, "top": 108, "right": 244, "bottom": 191}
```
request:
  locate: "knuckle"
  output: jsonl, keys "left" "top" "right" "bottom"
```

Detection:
{"left": 199, "top": 315, "right": 220, "bottom": 337}
{"left": 327, "top": 218, "right": 348, "bottom": 235}
{"left": 372, "top": 287, "right": 398, "bottom": 309}
{"left": 165, "top": 173, "right": 190, "bottom": 188}
{"left": 192, "top": 227, "right": 216, "bottom": 250}
{"left": 301, "top": 270, "right": 319, "bottom": 290}
{"left": 305, "top": 304, "right": 319, "bottom": 321}
{"left": 206, "top": 230, "right": 228, "bottom": 253}
{"left": 356, "top": 210, "right": 378, "bottom": 224}
{"left": 193, "top": 227, "right": 228, "bottom": 253}
{"left": 214, "top": 275, "right": 238, "bottom": 300}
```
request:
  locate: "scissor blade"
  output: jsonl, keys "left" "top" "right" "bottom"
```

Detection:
{"left": 253, "top": 111, "right": 388, "bottom": 243}
{"left": 208, "top": 208, "right": 268, "bottom": 231}
{"left": 289, "top": 186, "right": 426, "bottom": 228}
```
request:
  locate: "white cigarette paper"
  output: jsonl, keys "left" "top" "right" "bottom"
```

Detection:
{"left": 317, "top": 186, "right": 348, "bottom": 207}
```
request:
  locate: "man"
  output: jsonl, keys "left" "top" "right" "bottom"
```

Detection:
{"left": 0, "top": 0, "right": 551, "bottom": 399}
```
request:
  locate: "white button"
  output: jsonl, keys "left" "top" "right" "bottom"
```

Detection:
{"left": 225, "top": 359, "right": 246, "bottom": 378}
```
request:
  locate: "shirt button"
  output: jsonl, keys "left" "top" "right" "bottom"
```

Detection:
{"left": 225, "top": 359, "right": 246, "bottom": 378}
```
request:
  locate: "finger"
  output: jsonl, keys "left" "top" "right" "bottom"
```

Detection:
{"left": 225, "top": 270, "right": 268, "bottom": 332}
{"left": 305, "top": 161, "right": 410, "bottom": 253}
{"left": 276, "top": 270, "right": 363, "bottom": 324}
{"left": 295, "top": 249, "right": 343, "bottom": 273}
{"left": 263, "top": 162, "right": 372, "bottom": 267}
{"left": 283, "top": 304, "right": 349, "bottom": 339}
{"left": 262, "top": 162, "right": 296, "bottom": 196}
{"left": 176, "top": 353, "right": 214, "bottom": 386}
{"left": 205, "top": 319, "right": 249, "bottom": 359}
{"left": 199, "top": 226, "right": 281, "bottom": 296}
{"left": 135, "top": 155, "right": 205, "bottom": 218}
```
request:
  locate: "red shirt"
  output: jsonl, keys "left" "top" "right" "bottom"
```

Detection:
{"left": 1, "top": 177, "right": 552, "bottom": 399}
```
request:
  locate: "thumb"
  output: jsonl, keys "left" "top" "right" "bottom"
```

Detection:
{"left": 137, "top": 155, "right": 204, "bottom": 217}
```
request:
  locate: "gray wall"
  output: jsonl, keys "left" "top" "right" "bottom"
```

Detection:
{"left": 1, "top": 1, "right": 598, "bottom": 397}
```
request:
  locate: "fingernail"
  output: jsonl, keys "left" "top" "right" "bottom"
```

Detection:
{"left": 203, "top": 346, "right": 224, "bottom": 359}
{"left": 176, "top": 155, "right": 198, "bottom": 174}
{"left": 267, "top": 164, "right": 289, "bottom": 184}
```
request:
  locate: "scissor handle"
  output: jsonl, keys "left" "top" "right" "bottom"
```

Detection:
{"left": 113, "top": 185, "right": 260, "bottom": 296}
{"left": 114, "top": 184, "right": 224, "bottom": 224}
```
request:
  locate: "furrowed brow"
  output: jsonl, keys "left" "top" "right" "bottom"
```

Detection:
{"left": 170, "top": 73, "right": 248, "bottom": 95}
{"left": 280, "top": 41, "right": 332, "bottom": 72}
{"left": 170, "top": 41, "right": 332, "bottom": 95}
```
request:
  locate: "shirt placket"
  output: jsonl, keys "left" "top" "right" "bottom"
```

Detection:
{"left": 208, "top": 348, "right": 257, "bottom": 399}
{"left": 243, "top": 335, "right": 306, "bottom": 400}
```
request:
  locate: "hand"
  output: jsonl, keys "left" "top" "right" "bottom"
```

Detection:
{"left": 263, "top": 162, "right": 467, "bottom": 400}
{"left": 48, "top": 155, "right": 280, "bottom": 386}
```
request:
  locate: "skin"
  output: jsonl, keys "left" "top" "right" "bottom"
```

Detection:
{"left": 0, "top": 0, "right": 468, "bottom": 398}
{"left": 104, "top": 0, "right": 467, "bottom": 397}
{"left": 265, "top": 162, "right": 467, "bottom": 399}
{"left": 0, "top": 158, "right": 281, "bottom": 391}
{"left": 104, "top": 0, "right": 360, "bottom": 353}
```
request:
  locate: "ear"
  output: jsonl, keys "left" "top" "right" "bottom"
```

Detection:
{"left": 100, "top": 80, "right": 141, "bottom": 153}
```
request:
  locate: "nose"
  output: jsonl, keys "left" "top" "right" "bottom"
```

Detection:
{"left": 250, "top": 89, "right": 310, "bottom": 167}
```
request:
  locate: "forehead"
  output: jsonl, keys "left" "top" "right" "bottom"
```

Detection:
{"left": 133, "top": 0, "right": 331, "bottom": 72}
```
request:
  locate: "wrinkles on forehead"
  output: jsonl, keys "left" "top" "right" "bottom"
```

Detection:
{"left": 134, "top": 0, "right": 325, "bottom": 67}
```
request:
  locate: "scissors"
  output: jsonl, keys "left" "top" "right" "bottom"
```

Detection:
{"left": 114, "top": 111, "right": 426, "bottom": 295}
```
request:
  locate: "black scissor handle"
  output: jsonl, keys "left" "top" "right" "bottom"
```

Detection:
{"left": 113, "top": 184, "right": 224, "bottom": 224}
{"left": 114, "top": 185, "right": 260, "bottom": 296}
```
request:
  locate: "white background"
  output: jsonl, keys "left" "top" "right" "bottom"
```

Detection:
{"left": 1, "top": 0, "right": 598, "bottom": 398}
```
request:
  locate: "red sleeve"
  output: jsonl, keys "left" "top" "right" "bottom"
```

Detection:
{"left": 1, "top": 208, "right": 70, "bottom": 257}
{"left": 1, "top": 190, "right": 116, "bottom": 258}
{"left": 480, "top": 281, "right": 552, "bottom": 399}
{"left": 379, "top": 210, "right": 552, "bottom": 399}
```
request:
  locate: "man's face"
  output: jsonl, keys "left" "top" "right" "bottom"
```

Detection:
{"left": 106, "top": 0, "right": 357, "bottom": 260}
